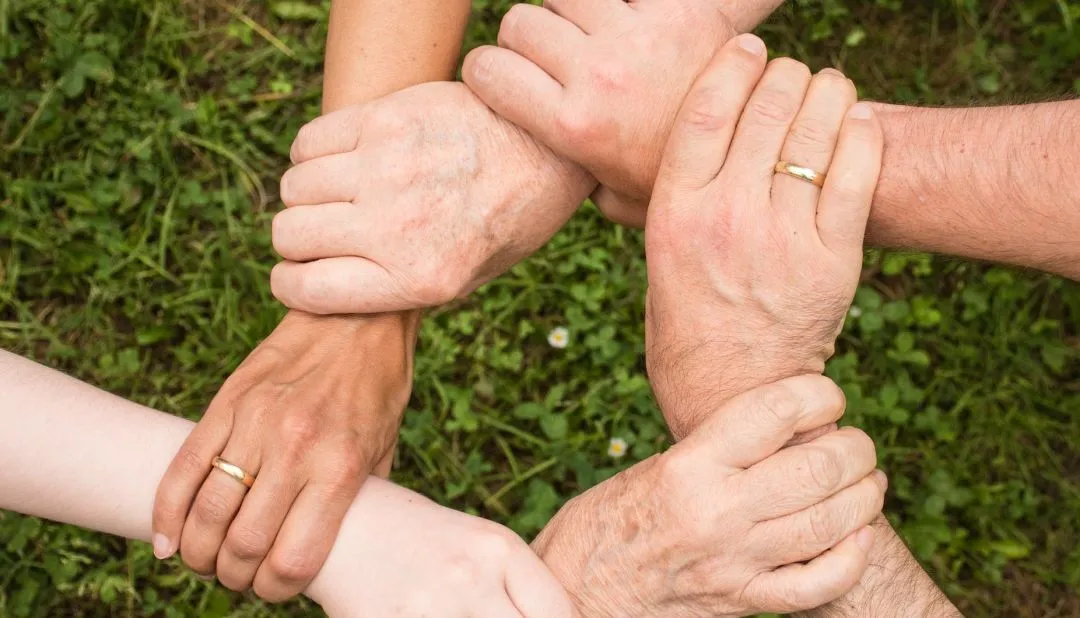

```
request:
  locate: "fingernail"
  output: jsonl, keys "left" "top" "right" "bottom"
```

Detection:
{"left": 848, "top": 102, "right": 873, "bottom": 120}
{"left": 152, "top": 533, "right": 174, "bottom": 560}
{"left": 819, "top": 67, "right": 845, "bottom": 78}
{"left": 737, "top": 34, "right": 766, "bottom": 56}
{"left": 873, "top": 469, "right": 889, "bottom": 491}
{"left": 856, "top": 526, "right": 876, "bottom": 551}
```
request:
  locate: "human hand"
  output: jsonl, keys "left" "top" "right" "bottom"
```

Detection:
{"left": 152, "top": 311, "right": 417, "bottom": 601}
{"left": 270, "top": 81, "right": 595, "bottom": 315}
{"left": 533, "top": 375, "right": 886, "bottom": 617}
{"left": 463, "top": 0, "right": 783, "bottom": 227}
{"left": 643, "top": 37, "right": 883, "bottom": 438}
{"left": 306, "top": 479, "right": 576, "bottom": 618}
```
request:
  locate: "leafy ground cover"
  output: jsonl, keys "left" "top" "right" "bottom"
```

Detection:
{"left": 1, "top": 0, "right": 1078, "bottom": 615}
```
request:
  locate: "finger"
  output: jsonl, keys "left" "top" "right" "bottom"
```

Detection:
{"left": 498, "top": 3, "right": 585, "bottom": 84}
{"left": 506, "top": 548, "right": 578, "bottom": 618}
{"left": 723, "top": 57, "right": 812, "bottom": 192}
{"left": 152, "top": 407, "right": 233, "bottom": 560}
{"left": 773, "top": 68, "right": 856, "bottom": 229}
{"left": 590, "top": 185, "right": 647, "bottom": 229}
{"left": 372, "top": 440, "right": 395, "bottom": 478}
{"left": 543, "top": 0, "right": 631, "bottom": 33}
{"left": 289, "top": 105, "right": 367, "bottom": 164}
{"left": 678, "top": 375, "right": 847, "bottom": 470}
{"left": 754, "top": 470, "right": 887, "bottom": 566}
{"left": 816, "top": 102, "right": 883, "bottom": 256}
{"left": 270, "top": 258, "right": 411, "bottom": 315}
{"left": 215, "top": 460, "right": 303, "bottom": 592}
{"left": 463, "top": 45, "right": 563, "bottom": 148}
{"left": 272, "top": 202, "right": 370, "bottom": 262}
{"left": 653, "top": 34, "right": 768, "bottom": 195}
{"left": 784, "top": 422, "right": 837, "bottom": 447}
{"left": 179, "top": 440, "right": 261, "bottom": 576}
{"left": 253, "top": 481, "right": 357, "bottom": 602}
{"left": 279, "top": 151, "right": 362, "bottom": 207}
{"left": 740, "top": 426, "right": 878, "bottom": 521}
{"left": 745, "top": 526, "right": 876, "bottom": 614}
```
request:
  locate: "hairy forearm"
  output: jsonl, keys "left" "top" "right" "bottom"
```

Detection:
{"left": 795, "top": 515, "right": 960, "bottom": 618}
{"left": 868, "top": 101, "right": 1080, "bottom": 280}
{"left": 323, "top": 0, "right": 471, "bottom": 113}
{"left": 0, "top": 349, "right": 409, "bottom": 607}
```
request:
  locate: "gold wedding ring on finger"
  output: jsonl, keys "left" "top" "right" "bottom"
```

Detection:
{"left": 211, "top": 456, "right": 256, "bottom": 489}
{"left": 775, "top": 161, "right": 827, "bottom": 188}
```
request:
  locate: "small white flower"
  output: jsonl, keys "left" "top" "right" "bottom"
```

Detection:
{"left": 547, "top": 326, "right": 570, "bottom": 349}
{"left": 607, "top": 437, "right": 628, "bottom": 459}
{"left": 848, "top": 306, "right": 863, "bottom": 319}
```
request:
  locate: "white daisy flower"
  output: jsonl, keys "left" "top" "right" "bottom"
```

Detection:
{"left": 607, "top": 437, "right": 628, "bottom": 459}
{"left": 547, "top": 326, "right": 570, "bottom": 349}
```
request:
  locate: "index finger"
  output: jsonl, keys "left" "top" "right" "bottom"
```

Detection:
{"left": 677, "top": 375, "right": 847, "bottom": 470}
{"left": 289, "top": 104, "right": 367, "bottom": 164}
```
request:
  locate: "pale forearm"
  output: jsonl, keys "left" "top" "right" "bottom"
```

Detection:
{"left": 868, "top": 101, "right": 1080, "bottom": 280}
{"left": 796, "top": 515, "right": 960, "bottom": 618}
{"left": 323, "top": 0, "right": 471, "bottom": 113}
{"left": 0, "top": 349, "right": 401, "bottom": 607}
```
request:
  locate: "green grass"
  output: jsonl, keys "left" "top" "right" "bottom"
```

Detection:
{"left": 2, "top": 0, "right": 1079, "bottom": 616}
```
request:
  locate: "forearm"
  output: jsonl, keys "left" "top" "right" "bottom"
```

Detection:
{"left": 323, "top": 0, "right": 471, "bottom": 112}
{"left": 276, "top": 0, "right": 472, "bottom": 429}
{"left": 796, "top": 515, "right": 959, "bottom": 618}
{"left": 0, "top": 349, "right": 399, "bottom": 607}
{"left": 868, "top": 101, "right": 1080, "bottom": 280}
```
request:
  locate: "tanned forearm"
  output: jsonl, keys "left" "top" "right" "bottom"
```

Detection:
{"left": 281, "top": 0, "right": 473, "bottom": 471}
{"left": 868, "top": 101, "right": 1080, "bottom": 280}
{"left": 323, "top": 0, "right": 471, "bottom": 112}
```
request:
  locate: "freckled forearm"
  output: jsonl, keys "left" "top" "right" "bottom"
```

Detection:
{"left": 866, "top": 101, "right": 1080, "bottom": 280}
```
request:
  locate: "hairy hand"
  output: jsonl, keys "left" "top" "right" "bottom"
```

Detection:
{"left": 152, "top": 312, "right": 417, "bottom": 601}
{"left": 534, "top": 376, "right": 886, "bottom": 617}
{"left": 464, "top": 0, "right": 783, "bottom": 227}
{"left": 270, "top": 81, "right": 594, "bottom": 315}
{"left": 642, "top": 36, "right": 883, "bottom": 437}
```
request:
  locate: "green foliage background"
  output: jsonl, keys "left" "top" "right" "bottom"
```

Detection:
{"left": 1, "top": 0, "right": 1079, "bottom": 615}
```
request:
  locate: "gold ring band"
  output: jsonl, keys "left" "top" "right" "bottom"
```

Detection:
{"left": 775, "top": 161, "right": 826, "bottom": 188}
{"left": 211, "top": 456, "right": 256, "bottom": 489}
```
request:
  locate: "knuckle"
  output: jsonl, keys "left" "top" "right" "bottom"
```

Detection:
{"left": 806, "top": 501, "right": 839, "bottom": 547}
{"left": 367, "top": 103, "right": 409, "bottom": 136}
{"left": 194, "top": 486, "right": 237, "bottom": 525}
{"left": 748, "top": 88, "right": 798, "bottom": 125}
{"left": 788, "top": 119, "right": 834, "bottom": 148}
{"left": 755, "top": 379, "right": 804, "bottom": 426}
{"left": 267, "top": 549, "right": 321, "bottom": 584}
{"left": 279, "top": 413, "right": 319, "bottom": 450}
{"left": 498, "top": 5, "right": 527, "bottom": 43}
{"left": 681, "top": 88, "right": 735, "bottom": 133}
{"left": 555, "top": 107, "right": 601, "bottom": 145}
{"left": 224, "top": 527, "right": 274, "bottom": 562}
{"left": 803, "top": 446, "right": 843, "bottom": 493}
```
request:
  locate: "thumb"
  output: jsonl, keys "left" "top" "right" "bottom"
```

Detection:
{"left": 677, "top": 375, "right": 847, "bottom": 469}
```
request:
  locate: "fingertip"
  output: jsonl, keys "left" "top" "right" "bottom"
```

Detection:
{"left": 855, "top": 524, "right": 876, "bottom": 552}
{"left": 847, "top": 102, "right": 874, "bottom": 120}
{"left": 152, "top": 532, "right": 175, "bottom": 560}
{"left": 734, "top": 33, "right": 766, "bottom": 57}
{"left": 462, "top": 45, "right": 497, "bottom": 86}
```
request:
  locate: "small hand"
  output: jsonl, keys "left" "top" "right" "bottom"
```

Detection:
{"left": 534, "top": 375, "right": 886, "bottom": 617}
{"left": 152, "top": 311, "right": 417, "bottom": 601}
{"left": 463, "top": 0, "right": 783, "bottom": 227}
{"left": 643, "top": 37, "right": 883, "bottom": 437}
{"left": 270, "top": 81, "right": 594, "bottom": 315}
{"left": 307, "top": 479, "right": 576, "bottom": 618}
